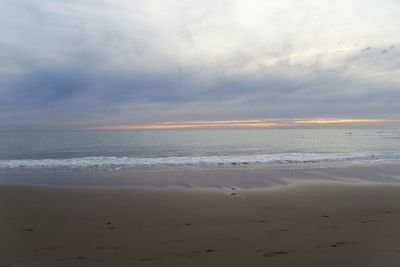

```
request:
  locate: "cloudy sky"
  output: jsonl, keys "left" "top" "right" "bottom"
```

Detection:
{"left": 1, "top": 0, "right": 400, "bottom": 129}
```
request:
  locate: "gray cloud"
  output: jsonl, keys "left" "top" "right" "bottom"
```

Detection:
{"left": 1, "top": 0, "right": 400, "bottom": 129}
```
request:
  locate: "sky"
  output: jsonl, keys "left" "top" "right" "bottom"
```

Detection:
{"left": 1, "top": 0, "right": 400, "bottom": 130}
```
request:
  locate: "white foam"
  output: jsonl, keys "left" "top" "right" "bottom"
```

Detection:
{"left": 0, "top": 152, "right": 400, "bottom": 169}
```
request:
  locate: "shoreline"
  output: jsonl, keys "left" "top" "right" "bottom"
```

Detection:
{"left": 1, "top": 160, "right": 400, "bottom": 188}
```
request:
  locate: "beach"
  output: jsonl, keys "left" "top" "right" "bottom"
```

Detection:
{"left": 2, "top": 164, "right": 400, "bottom": 266}
{"left": 3, "top": 0, "right": 400, "bottom": 265}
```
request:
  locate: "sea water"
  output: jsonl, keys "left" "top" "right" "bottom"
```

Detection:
{"left": 0, "top": 129, "right": 400, "bottom": 170}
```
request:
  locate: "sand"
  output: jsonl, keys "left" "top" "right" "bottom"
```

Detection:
{"left": 1, "top": 176, "right": 400, "bottom": 267}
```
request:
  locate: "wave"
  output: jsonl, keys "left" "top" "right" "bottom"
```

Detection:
{"left": 0, "top": 152, "right": 400, "bottom": 169}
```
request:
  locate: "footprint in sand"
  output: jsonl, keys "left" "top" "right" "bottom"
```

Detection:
{"left": 20, "top": 228, "right": 34, "bottom": 232}
{"left": 101, "top": 222, "right": 116, "bottom": 230}
{"left": 318, "top": 215, "right": 331, "bottom": 218}
{"left": 139, "top": 258, "right": 154, "bottom": 262}
{"left": 174, "top": 251, "right": 201, "bottom": 258}
{"left": 316, "top": 241, "right": 358, "bottom": 248}
{"left": 360, "top": 219, "right": 378, "bottom": 223}
{"left": 330, "top": 241, "right": 358, "bottom": 248}
{"left": 250, "top": 219, "right": 267, "bottom": 223}
{"left": 378, "top": 210, "right": 393, "bottom": 214}
{"left": 100, "top": 226, "right": 116, "bottom": 230}
{"left": 262, "top": 250, "right": 290, "bottom": 257}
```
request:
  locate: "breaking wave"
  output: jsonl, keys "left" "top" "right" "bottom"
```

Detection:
{"left": 0, "top": 152, "right": 400, "bottom": 169}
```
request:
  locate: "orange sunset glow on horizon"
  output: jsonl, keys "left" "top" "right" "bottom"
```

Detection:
{"left": 89, "top": 118, "right": 394, "bottom": 130}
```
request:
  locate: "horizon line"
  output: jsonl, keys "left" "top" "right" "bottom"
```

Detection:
{"left": 88, "top": 117, "right": 396, "bottom": 131}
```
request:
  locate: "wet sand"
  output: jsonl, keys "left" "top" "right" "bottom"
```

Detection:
{"left": 1, "top": 178, "right": 400, "bottom": 266}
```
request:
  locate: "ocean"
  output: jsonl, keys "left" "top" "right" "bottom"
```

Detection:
{"left": 0, "top": 128, "right": 399, "bottom": 170}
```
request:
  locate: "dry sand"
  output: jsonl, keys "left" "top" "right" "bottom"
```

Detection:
{"left": 1, "top": 178, "right": 400, "bottom": 266}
